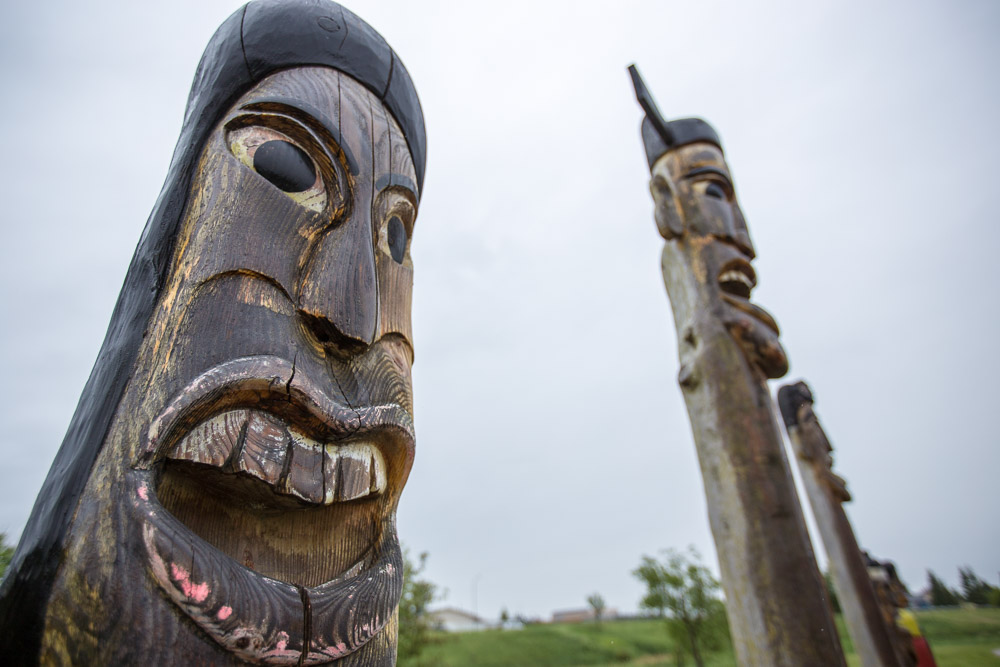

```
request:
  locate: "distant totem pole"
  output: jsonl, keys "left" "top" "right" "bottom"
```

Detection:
{"left": 779, "top": 382, "right": 906, "bottom": 666}
{"left": 629, "top": 66, "right": 845, "bottom": 666}
{"left": 0, "top": 1, "right": 425, "bottom": 664}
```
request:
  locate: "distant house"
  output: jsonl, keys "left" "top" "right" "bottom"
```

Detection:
{"left": 428, "top": 607, "right": 492, "bottom": 632}
{"left": 551, "top": 607, "right": 618, "bottom": 624}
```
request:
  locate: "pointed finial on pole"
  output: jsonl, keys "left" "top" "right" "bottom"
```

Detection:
{"left": 628, "top": 64, "right": 674, "bottom": 146}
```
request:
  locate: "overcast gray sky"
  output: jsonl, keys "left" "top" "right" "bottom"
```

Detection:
{"left": 1, "top": 0, "right": 998, "bottom": 622}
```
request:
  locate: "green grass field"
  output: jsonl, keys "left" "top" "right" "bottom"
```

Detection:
{"left": 402, "top": 607, "right": 1000, "bottom": 666}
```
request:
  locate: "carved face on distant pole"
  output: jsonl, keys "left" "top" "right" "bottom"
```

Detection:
{"left": 41, "top": 67, "right": 418, "bottom": 664}
{"left": 650, "top": 140, "right": 788, "bottom": 379}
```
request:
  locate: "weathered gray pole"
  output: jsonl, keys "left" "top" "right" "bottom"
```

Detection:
{"left": 778, "top": 382, "right": 905, "bottom": 667}
{"left": 629, "top": 65, "right": 845, "bottom": 667}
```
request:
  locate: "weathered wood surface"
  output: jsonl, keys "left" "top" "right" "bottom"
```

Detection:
{"left": 36, "top": 66, "right": 418, "bottom": 666}
{"left": 0, "top": 1, "right": 425, "bottom": 663}
{"left": 778, "top": 381, "right": 904, "bottom": 667}
{"left": 865, "top": 555, "right": 920, "bottom": 666}
{"left": 630, "top": 66, "right": 845, "bottom": 666}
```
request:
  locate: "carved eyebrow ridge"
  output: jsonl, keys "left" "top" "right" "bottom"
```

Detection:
{"left": 240, "top": 97, "right": 358, "bottom": 175}
{"left": 374, "top": 173, "right": 417, "bottom": 200}
{"left": 684, "top": 166, "right": 731, "bottom": 181}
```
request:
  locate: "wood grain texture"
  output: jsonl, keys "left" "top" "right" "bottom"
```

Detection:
{"left": 646, "top": 137, "right": 845, "bottom": 666}
{"left": 19, "top": 64, "right": 419, "bottom": 666}
{"left": 1, "top": 1, "right": 427, "bottom": 661}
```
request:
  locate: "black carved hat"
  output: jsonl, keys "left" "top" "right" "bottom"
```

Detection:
{"left": 190, "top": 0, "right": 426, "bottom": 194}
{"left": 628, "top": 65, "right": 722, "bottom": 169}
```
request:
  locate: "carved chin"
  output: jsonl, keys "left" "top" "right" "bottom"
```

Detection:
{"left": 719, "top": 299, "right": 789, "bottom": 379}
{"left": 715, "top": 257, "right": 788, "bottom": 379}
{"left": 129, "top": 356, "right": 412, "bottom": 664}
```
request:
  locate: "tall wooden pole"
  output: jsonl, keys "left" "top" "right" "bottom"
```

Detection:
{"left": 630, "top": 66, "right": 845, "bottom": 666}
{"left": 778, "top": 382, "right": 905, "bottom": 667}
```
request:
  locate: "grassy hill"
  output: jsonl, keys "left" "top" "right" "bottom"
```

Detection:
{"left": 402, "top": 607, "right": 1000, "bottom": 666}
{"left": 903, "top": 608, "right": 1000, "bottom": 667}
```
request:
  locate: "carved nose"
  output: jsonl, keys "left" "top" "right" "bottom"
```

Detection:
{"left": 297, "top": 219, "right": 378, "bottom": 350}
{"left": 729, "top": 208, "right": 756, "bottom": 259}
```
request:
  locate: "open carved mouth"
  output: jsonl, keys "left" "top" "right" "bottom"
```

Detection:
{"left": 717, "top": 258, "right": 780, "bottom": 335}
{"left": 718, "top": 259, "right": 756, "bottom": 300}
{"left": 130, "top": 356, "right": 413, "bottom": 665}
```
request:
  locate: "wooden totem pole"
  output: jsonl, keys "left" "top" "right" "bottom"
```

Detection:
{"left": 0, "top": 1, "right": 425, "bottom": 664}
{"left": 629, "top": 66, "right": 845, "bottom": 666}
{"left": 778, "top": 382, "right": 907, "bottom": 666}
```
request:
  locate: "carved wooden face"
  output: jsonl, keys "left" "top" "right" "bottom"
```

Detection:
{"left": 43, "top": 67, "right": 417, "bottom": 664}
{"left": 651, "top": 142, "right": 788, "bottom": 378}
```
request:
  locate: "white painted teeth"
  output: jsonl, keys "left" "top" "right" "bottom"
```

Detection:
{"left": 719, "top": 270, "right": 754, "bottom": 289}
{"left": 169, "top": 410, "right": 387, "bottom": 505}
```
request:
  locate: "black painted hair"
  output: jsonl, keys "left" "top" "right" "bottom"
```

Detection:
{"left": 0, "top": 0, "right": 425, "bottom": 655}
{"left": 777, "top": 381, "right": 815, "bottom": 428}
{"left": 639, "top": 116, "right": 722, "bottom": 169}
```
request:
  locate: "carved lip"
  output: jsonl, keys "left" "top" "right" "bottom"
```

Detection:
{"left": 139, "top": 355, "right": 414, "bottom": 469}
{"left": 717, "top": 258, "right": 781, "bottom": 335}
{"left": 130, "top": 355, "right": 413, "bottom": 664}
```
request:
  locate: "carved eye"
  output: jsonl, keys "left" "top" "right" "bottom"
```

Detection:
{"left": 374, "top": 191, "right": 416, "bottom": 266}
{"left": 227, "top": 126, "right": 327, "bottom": 212}
{"left": 253, "top": 140, "right": 315, "bottom": 192}
{"left": 387, "top": 215, "right": 407, "bottom": 264}
{"left": 705, "top": 182, "right": 728, "bottom": 200}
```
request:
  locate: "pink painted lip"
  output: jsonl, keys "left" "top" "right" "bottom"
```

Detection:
{"left": 128, "top": 355, "right": 411, "bottom": 665}
{"left": 131, "top": 467, "right": 402, "bottom": 665}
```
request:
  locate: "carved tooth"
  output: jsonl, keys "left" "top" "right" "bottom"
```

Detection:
{"left": 234, "top": 411, "right": 288, "bottom": 484}
{"left": 719, "top": 270, "right": 753, "bottom": 290}
{"left": 370, "top": 447, "right": 387, "bottom": 494}
{"left": 719, "top": 270, "right": 753, "bottom": 287}
{"left": 279, "top": 431, "right": 325, "bottom": 504}
{"left": 172, "top": 410, "right": 248, "bottom": 467}
{"left": 337, "top": 447, "right": 371, "bottom": 502}
{"left": 322, "top": 445, "right": 339, "bottom": 505}
{"left": 333, "top": 443, "right": 375, "bottom": 502}
{"left": 317, "top": 441, "right": 390, "bottom": 504}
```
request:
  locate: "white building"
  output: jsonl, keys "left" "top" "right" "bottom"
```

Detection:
{"left": 427, "top": 607, "right": 493, "bottom": 632}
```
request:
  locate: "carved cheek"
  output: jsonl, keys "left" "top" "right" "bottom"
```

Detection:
{"left": 680, "top": 190, "right": 717, "bottom": 237}
{"left": 182, "top": 141, "right": 322, "bottom": 296}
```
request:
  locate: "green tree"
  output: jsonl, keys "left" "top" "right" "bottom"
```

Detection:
{"left": 0, "top": 533, "right": 14, "bottom": 579}
{"left": 586, "top": 592, "right": 606, "bottom": 625}
{"left": 927, "top": 570, "right": 960, "bottom": 606}
{"left": 398, "top": 548, "right": 439, "bottom": 664}
{"left": 958, "top": 566, "right": 997, "bottom": 605}
{"left": 988, "top": 587, "right": 1000, "bottom": 608}
{"left": 633, "top": 547, "right": 728, "bottom": 667}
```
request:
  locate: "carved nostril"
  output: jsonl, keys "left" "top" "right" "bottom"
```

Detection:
{"left": 299, "top": 310, "right": 369, "bottom": 357}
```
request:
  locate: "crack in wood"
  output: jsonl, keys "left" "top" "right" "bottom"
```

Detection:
{"left": 224, "top": 420, "right": 250, "bottom": 473}
{"left": 298, "top": 585, "right": 312, "bottom": 666}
